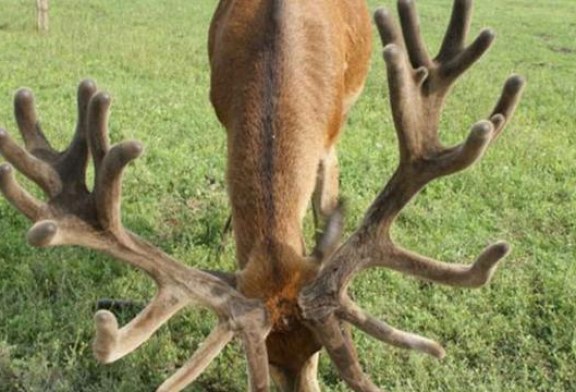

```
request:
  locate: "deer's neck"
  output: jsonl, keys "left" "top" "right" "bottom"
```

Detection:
{"left": 214, "top": 0, "right": 331, "bottom": 267}
{"left": 226, "top": 77, "right": 324, "bottom": 266}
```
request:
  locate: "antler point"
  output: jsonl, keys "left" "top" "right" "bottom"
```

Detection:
{"left": 92, "top": 91, "right": 112, "bottom": 106}
{"left": 15, "top": 88, "right": 34, "bottom": 101}
{"left": 481, "top": 28, "right": 496, "bottom": 40}
{"left": 472, "top": 241, "right": 511, "bottom": 278}
{"left": 383, "top": 44, "right": 400, "bottom": 60}
{"left": 128, "top": 140, "right": 144, "bottom": 157}
{"left": 93, "top": 309, "right": 120, "bottom": 364}
{"left": 374, "top": 7, "right": 389, "bottom": 20}
{"left": 493, "top": 241, "right": 511, "bottom": 256}
{"left": 27, "top": 220, "right": 59, "bottom": 247}
{"left": 0, "top": 162, "right": 13, "bottom": 179}
{"left": 78, "top": 79, "right": 98, "bottom": 101}
{"left": 490, "top": 113, "right": 506, "bottom": 128}
{"left": 471, "top": 120, "right": 493, "bottom": 138}
{"left": 0, "top": 161, "right": 12, "bottom": 172}
{"left": 94, "top": 309, "right": 119, "bottom": 326}
{"left": 80, "top": 79, "right": 97, "bottom": 88}
{"left": 435, "top": 346, "right": 447, "bottom": 360}
{"left": 506, "top": 74, "right": 526, "bottom": 92}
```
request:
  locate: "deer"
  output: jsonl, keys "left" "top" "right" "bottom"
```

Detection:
{"left": 0, "top": 0, "right": 524, "bottom": 391}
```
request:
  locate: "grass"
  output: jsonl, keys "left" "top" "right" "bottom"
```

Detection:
{"left": 0, "top": 0, "right": 575, "bottom": 391}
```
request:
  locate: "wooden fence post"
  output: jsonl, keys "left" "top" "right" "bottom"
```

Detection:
{"left": 36, "top": 0, "right": 49, "bottom": 31}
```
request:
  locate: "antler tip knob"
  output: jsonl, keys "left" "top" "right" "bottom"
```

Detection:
{"left": 78, "top": 79, "right": 98, "bottom": 102}
{"left": 374, "top": 7, "right": 389, "bottom": 22}
{"left": 94, "top": 309, "right": 119, "bottom": 329}
{"left": 491, "top": 241, "right": 511, "bottom": 257}
{"left": 14, "top": 88, "right": 34, "bottom": 103}
{"left": 480, "top": 28, "right": 496, "bottom": 41}
{"left": 27, "top": 220, "right": 59, "bottom": 247}
{"left": 91, "top": 91, "right": 112, "bottom": 107}
{"left": 383, "top": 44, "right": 401, "bottom": 61}
{"left": 79, "top": 79, "right": 97, "bottom": 90}
{"left": 0, "top": 163, "right": 14, "bottom": 187}
{"left": 126, "top": 141, "right": 144, "bottom": 158}
{"left": 93, "top": 310, "right": 120, "bottom": 364}
{"left": 431, "top": 343, "right": 447, "bottom": 360}
{"left": 470, "top": 120, "right": 493, "bottom": 139}
{"left": 398, "top": 0, "right": 414, "bottom": 8}
{"left": 469, "top": 241, "right": 510, "bottom": 286}
{"left": 0, "top": 163, "right": 14, "bottom": 186}
{"left": 505, "top": 74, "right": 526, "bottom": 92}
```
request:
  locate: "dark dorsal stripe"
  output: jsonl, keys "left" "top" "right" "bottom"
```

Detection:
{"left": 260, "top": 0, "right": 284, "bottom": 248}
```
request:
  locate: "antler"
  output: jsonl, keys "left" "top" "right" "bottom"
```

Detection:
{"left": 299, "top": 0, "right": 525, "bottom": 390}
{"left": 0, "top": 80, "right": 271, "bottom": 392}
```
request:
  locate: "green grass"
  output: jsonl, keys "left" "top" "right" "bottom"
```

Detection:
{"left": 0, "top": 0, "right": 575, "bottom": 391}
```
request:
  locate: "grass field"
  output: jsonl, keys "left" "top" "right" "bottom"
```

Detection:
{"left": 0, "top": 0, "right": 575, "bottom": 391}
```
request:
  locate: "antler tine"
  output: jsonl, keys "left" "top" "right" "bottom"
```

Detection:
{"left": 87, "top": 92, "right": 111, "bottom": 178}
{"left": 431, "top": 75, "right": 525, "bottom": 177}
{"left": 156, "top": 318, "right": 270, "bottom": 392}
{"left": 157, "top": 323, "right": 235, "bottom": 392}
{"left": 242, "top": 325, "right": 271, "bottom": 391}
{"left": 93, "top": 289, "right": 189, "bottom": 364}
{"left": 95, "top": 140, "right": 143, "bottom": 233}
{"left": 0, "top": 127, "right": 61, "bottom": 196}
{"left": 437, "top": 0, "right": 473, "bottom": 61}
{"left": 382, "top": 44, "right": 429, "bottom": 161}
{"left": 427, "top": 120, "right": 494, "bottom": 178}
{"left": 0, "top": 162, "right": 42, "bottom": 220}
{"left": 58, "top": 79, "right": 98, "bottom": 181}
{"left": 338, "top": 296, "right": 445, "bottom": 359}
{"left": 14, "top": 88, "right": 52, "bottom": 152}
{"left": 85, "top": 89, "right": 144, "bottom": 235}
{"left": 440, "top": 28, "right": 495, "bottom": 81}
{"left": 310, "top": 315, "right": 380, "bottom": 392}
{"left": 374, "top": 8, "right": 401, "bottom": 49}
{"left": 397, "top": 0, "right": 431, "bottom": 68}
{"left": 364, "top": 241, "right": 511, "bottom": 289}
{"left": 490, "top": 74, "right": 526, "bottom": 136}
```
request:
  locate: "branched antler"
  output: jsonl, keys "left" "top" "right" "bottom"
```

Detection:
{"left": 299, "top": 0, "right": 525, "bottom": 390}
{"left": 0, "top": 81, "right": 271, "bottom": 392}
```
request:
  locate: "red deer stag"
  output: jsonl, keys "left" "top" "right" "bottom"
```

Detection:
{"left": 0, "top": 0, "right": 524, "bottom": 391}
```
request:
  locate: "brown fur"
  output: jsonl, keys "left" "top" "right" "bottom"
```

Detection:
{"left": 208, "top": 0, "right": 372, "bottom": 383}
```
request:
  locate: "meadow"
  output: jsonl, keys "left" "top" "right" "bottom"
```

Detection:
{"left": 0, "top": 0, "right": 574, "bottom": 391}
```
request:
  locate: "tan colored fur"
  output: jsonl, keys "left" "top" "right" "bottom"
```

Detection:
{"left": 208, "top": 0, "right": 372, "bottom": 384}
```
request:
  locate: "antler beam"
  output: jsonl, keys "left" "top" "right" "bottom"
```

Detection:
{"left": 0, "top": 81, "right": 271, "bottom": 392}
{"left": 300, "top": 1, "right": 525, "bottom": 390}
